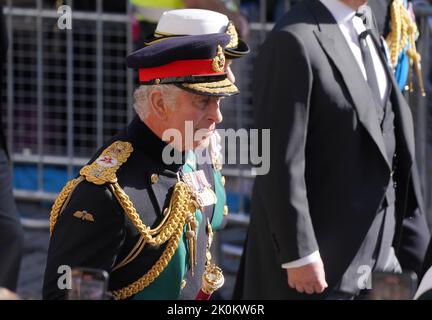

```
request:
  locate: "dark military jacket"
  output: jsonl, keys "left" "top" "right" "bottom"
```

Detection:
{"left": 42, "top": 116, "right": 227, "bottom": 300}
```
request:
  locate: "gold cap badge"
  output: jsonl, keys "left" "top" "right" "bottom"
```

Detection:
{"left": 212, "top": 45, "right": 225, "bottom": 72}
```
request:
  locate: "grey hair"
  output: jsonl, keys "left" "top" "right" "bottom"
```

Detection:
{"left": 133, "top": 84, "right": 182, "bottom": 120}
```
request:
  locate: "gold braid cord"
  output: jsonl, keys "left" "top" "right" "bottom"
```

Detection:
{"left": 109, "top": 181, "right": 198, "bottom": 246}
{"left": 111, "top": 181, "right": 199, "bottom": 300}
{"left": 49, "top": 140, "right": 200, "bottom": 299}
{"left": 386, "top": 0, "right": 425, "bottom": 96}
{"left": 49, "top": 176, "right": 84, "bottom": 236}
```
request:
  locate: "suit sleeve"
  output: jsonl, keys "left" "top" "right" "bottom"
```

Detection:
{"left": 421, "top": 239, "right": 432, "bottom": 280}
{"left": 252, "top": 30, "right": 318, "bottom": 264}
{"left": 396, "top": 159, "right": 431, "bottom": 277}
{"left": 42, "top": 181, "right": 125, "bottom": 300}
{"left": 397, "top": 208, "right": 430, "bottom": 276}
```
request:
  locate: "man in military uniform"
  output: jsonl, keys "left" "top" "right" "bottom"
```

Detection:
{"left": 142, "top": 8, "right": 250, "bottom": 238}
{"left": 43, "top": 33, "right": 238, "bottom": 300}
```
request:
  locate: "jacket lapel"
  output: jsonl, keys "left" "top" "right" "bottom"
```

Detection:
{"left": 368, "top": 33, "right": 415, "bottom": 166}
{"left": 306, "top": 0, "right": 391, "bottom": 169}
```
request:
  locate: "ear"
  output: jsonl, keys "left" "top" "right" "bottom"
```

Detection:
{"left": 225, "top": 59, "right": 235, "bottom": 83}
{"left": 149, "top": 89, "right": 168, "bottom": 120}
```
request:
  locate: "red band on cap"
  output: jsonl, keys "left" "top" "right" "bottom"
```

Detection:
{"left": 138, "top": 59, "right": 223, "bottom": 82}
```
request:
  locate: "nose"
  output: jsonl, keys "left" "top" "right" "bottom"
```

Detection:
{"left": 208, "top": 99, "right": 223, "bottom": 124}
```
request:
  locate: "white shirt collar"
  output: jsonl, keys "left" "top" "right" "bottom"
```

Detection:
{"left": 319, "top": 0, "right": 356, "bottom": 24}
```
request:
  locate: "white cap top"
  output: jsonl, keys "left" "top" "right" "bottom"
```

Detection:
{"left": 156, "top": 9, "right": 229, "bottom": 36}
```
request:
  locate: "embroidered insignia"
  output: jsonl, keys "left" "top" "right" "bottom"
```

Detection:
{"left": 212, "top": 45, "right": 225, "bottom": 72}
{"left": 73, "top": 210, "right": 95, "bottom": 222}
{"left": 226, "top": 21, "right": 239, "bottom": 49}
{"left": 80, "top": 141, "right": 133, "bottom": 185}
{"left": 96, "top": 155, "right": 118, "bottom": 168}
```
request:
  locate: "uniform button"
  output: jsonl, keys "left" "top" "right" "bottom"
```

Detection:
{"left": 151, "top": 173, "right": 158, "bottom": 184}
{"left": 180, "top": 279, "right": 187, "bottom": 290}
{"left": 221, "top": 176, "right": 226, "bottom": 186}
{"left": 223, "top": 205, "right": 228, "bottom": 216}
{"left": 390, "top": 170, "right": 394, "bottom": 177}
{"left": 393, "top": 182, "right": 397, "bottom": 189}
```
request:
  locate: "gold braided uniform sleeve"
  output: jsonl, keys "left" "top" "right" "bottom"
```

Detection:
{"left": 42, "top": 181, "right": 125, "bottom": 300}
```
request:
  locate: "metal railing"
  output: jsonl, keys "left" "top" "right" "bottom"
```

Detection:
{"left": 3, "top": 0, "right": 134, "bottom": 201}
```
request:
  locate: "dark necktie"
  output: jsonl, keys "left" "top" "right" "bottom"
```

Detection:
{"left": 355, "top": 10, "right": 382, "bottom": 108}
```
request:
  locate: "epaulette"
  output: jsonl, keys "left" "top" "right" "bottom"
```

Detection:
{"left": 80, "top": 141, "right": 134, "bottom": 185}
{"left": 49, "top": 141, "right": 133, "bottom": 235}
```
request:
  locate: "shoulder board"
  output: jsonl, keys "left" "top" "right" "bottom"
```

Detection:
{"left": 80, "top": 141, "right": 133, "bottom": 185}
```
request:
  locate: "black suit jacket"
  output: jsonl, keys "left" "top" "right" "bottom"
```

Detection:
{"left": 236, "top": 0, "right": 425, "bottom": 299}
{"left": 422, "top": 239, "right": 432, "bottom": 279}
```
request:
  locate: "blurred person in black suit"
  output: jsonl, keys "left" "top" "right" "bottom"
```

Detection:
{"left": 368, "top": 0, "right": 431, "bottom": 280}
{"left": 235, "top": 0, "right": 427, "bottom": 299}
{"left": 0, "top": 5, "right": 24, "bottom": 292}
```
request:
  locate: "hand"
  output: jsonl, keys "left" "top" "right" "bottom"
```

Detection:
{"left": 0, "top": 287, "right": 20, "bottom": 300}
{"left": 286, "top": 258, "right": 328, "bottom": 294}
